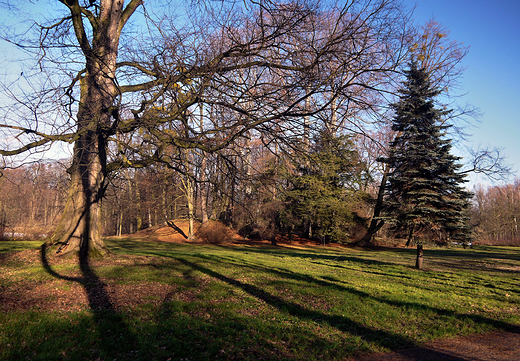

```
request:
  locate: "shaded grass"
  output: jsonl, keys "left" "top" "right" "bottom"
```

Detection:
{"left": 1, "top": 238, "right": 520, "bottom": 360}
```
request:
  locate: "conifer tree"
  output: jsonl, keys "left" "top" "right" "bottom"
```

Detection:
{"left": 382, "top": 62, "right": 472, "bottom": 269}
{"left": 285, "top": 132, "right": 369, "bottom": 244}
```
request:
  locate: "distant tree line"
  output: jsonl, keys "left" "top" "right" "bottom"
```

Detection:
{"left": 471, "top": 180, "right": 520, "bottom": 245}
{"left": 0, "top": 162, "right": 68, "bottom": 238}
{"left": 2, "top": 148, "right": 516, "bottom": 248}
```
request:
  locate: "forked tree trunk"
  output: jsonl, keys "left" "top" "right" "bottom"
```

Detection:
{"left": 46, "top": 0, "right": 141, "bottom": 258}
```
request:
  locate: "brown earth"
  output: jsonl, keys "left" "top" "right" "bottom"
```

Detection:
{"left": 348, "top": 327, "right": 520, "bottom": 361}
{"left": 124, "top": 220, "right": 324, "bottom": 246}
{"left": 1, "top": 224, "right": 519, "bottom": 360}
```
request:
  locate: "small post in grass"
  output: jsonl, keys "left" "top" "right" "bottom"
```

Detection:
{"left": 415, "top": 244, "right": 424, "bottom": 269}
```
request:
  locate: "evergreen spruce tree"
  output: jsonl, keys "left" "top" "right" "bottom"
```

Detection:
{"left": 383, "top": 62, "right": 472, "bottom": 269}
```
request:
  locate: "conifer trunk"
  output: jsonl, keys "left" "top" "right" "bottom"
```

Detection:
{"left": 356, "top": 166, "right": 389, "bottom": 246}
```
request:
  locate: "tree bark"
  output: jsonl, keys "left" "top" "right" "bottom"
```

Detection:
{"left": 135, "top": 180, "right": 143, "bottom": 231}
{"left": 270, "top": 234, "right": 277, "bottom": 246}
{"left": 186, "top": 178, "right": 195, "bottom": 240}
{"left": 405, "top": 225, "right": 415, "bottom": 247}
{"left": 49, "top": 0, "right": 142, "bottom": 257}
{"left": 356, "top": 165, "right": 388, "bottom": 247}
{"left": 199, "top": 102, "right": 209, "bottom": 226}
{"left": 50, "top": 125, "right": 108, "bottom": 257}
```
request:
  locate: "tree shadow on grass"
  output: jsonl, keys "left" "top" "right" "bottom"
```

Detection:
{"left": 181, "top": 253, "right": 520, "bottom": 340}
{"left": 173, "top": 256, "right": 416, "bottom": 352}
{"left": 219, "top": 244, "right": 409, "bottom": 268}
{"left": 39, "top": 244, "right": 139, "bottom": 359}
{"left": 23, "top": 242, "right": 519, "bottom": 361}
{"left": 172, "top": 255, "right": 519, "bottom": 359}
{"left": 223, "top": 243, "right": 520, "bottom": 276}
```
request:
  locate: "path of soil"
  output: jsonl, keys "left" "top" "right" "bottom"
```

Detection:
{"left": 350, "top": 327, "right": 520, "bottom": 360}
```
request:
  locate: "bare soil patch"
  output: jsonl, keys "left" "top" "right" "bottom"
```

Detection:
{"left": 0, "top": 249, "right": 177, "bottom": 313}
{"left": 350, "top": 327, "right": 520, "bottom": 360}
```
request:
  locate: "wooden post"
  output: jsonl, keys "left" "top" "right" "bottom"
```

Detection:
{"left": 415, "top": 244, "right": 424, "bottom": 269}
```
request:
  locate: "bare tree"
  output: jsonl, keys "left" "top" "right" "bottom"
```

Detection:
{"left": 471, "top": 179, "right": 520, "bottom": 244}
{"left": 0, "top": 0, "right": 412, "bottom": 256}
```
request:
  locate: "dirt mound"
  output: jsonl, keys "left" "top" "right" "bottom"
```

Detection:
{"left": 115, "top": 222, "right": 350, "bottom": 249}
{"left": 114, "top": 221, "right": 300, "bottom": 246}
{"left": 117, "top": 220, "right": 201, "bottom": 243}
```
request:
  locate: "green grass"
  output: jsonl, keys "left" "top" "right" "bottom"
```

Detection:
{"left": 0, "top": 240, "right": 43, "bottom": 254}
{"left": 1, "top": 239, "right": 519, "bottom": 360}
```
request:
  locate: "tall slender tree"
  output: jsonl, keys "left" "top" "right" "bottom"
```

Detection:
{"left": 382, "top": 62, "right": 472, "bottom": 269}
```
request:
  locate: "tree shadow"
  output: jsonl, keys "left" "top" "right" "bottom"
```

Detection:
{"left": 173, "top": 256, "right": 416, "bottom": 351}
{"left": 25, "top": 240, "right": 519, "bottom": 360}
{"left": 39, "top": 243, "right": 139, "bottom": 359}
{"left": 219, "top": 244, "right": 408, "bottom": 268}
{"left": 221, "top": 243, "right": 520, "bottom": 275}
{"left": 166, "top": 220, "right": 189, "bottom": 239}
{"left": 183, "top": 253, "right": 519, "bottom": 337}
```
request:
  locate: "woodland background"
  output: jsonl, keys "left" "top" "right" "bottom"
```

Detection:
{"left": 1, "top": 156, "right": 517, "bottom": 246}
{"left": 0, "top": 0, "right": 516, "bottom": 248}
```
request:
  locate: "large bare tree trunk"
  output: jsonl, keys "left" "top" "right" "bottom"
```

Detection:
{"left": 51, "top": 124, "right": 108, "bottom": 257}
{"left": 48, "top": 0, "right": 141, "bottom": 257}
{"left": 50, "top": 70, "right": 112, "bottom": 256}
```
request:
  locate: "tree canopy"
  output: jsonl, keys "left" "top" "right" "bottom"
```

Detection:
{"left": 0, "top": 0, "right": 415, "bottom": 257}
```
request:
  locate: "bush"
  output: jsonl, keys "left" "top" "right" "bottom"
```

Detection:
{"left": 195, "top": 221, "right": 234, "bottom": 244}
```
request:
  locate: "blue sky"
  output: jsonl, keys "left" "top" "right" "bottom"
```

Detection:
{"left": 405, "top": 0, "right": 520, "bottom": 186}
{"left": 1, "top": 1, "right": 518, "bottom": 187}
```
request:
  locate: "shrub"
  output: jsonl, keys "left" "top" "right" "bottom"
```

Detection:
{"left": 195, "top": 221, "right": 234, "bottom": 244}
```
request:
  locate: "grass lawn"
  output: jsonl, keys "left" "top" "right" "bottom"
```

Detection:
{"left": 1, "top": 238, "right": 519, "bottom": 360}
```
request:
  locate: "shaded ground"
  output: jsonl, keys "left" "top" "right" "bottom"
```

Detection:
{"left": 0, "top": 249, "right": 176, "bottom": 313}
